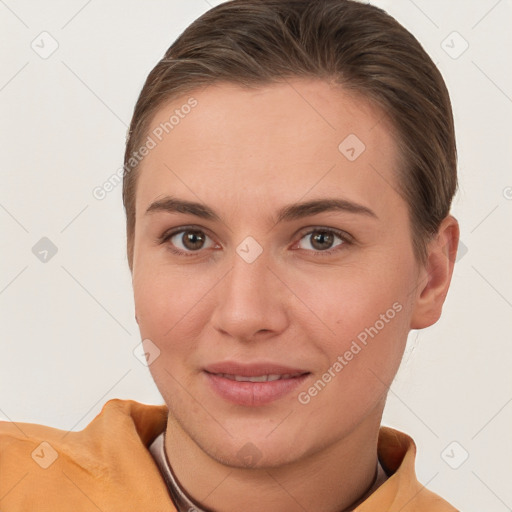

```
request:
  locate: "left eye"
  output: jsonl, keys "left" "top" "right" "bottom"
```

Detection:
{"left": 296, "top": 229, "right": 346, "bottom": 252}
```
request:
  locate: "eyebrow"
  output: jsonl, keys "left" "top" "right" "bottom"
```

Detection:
{"left": 145, "top": 196, "right": 377, "bottom": 223}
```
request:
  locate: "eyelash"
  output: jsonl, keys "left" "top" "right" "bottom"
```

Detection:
{"left": 157, "top": 225, "right": 353, "bottom": 258}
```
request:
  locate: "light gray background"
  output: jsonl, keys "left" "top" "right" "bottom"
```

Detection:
{"left": 1, "top": 1, "right": 511, "bottom": 510}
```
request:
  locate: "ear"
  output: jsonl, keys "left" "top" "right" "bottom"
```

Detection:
{"left": 410, "top": 215, "right": 460, "bottom": 329}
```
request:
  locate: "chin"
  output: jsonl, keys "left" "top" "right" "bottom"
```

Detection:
{"left": 190, "top": 418, "right": 319, "bottom": 470}
{"left": 207, "top": 437, "right": 305, "bottom": 470}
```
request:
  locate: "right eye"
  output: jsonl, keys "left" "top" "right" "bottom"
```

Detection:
{"left": 159, "top": 227, "right": 219, "bottom": 257}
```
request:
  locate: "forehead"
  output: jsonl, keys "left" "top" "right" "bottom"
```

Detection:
{"left": 135, "top": 79, "right": 404, "bottom": 221}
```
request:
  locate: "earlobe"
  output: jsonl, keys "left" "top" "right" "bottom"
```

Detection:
{"left": 410, "top": 215, "right": 460, "bottom": 330}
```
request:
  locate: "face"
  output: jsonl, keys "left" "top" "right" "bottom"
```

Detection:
{"left": 132, "top": 79, "right": 424, "bottom": 468}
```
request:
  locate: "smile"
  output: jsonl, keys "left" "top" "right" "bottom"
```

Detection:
{"left": 211, "top": 372, "right": 305, "bottom": 382}
{"left": 203, "top": 365, "right": 310, "bottom": 406}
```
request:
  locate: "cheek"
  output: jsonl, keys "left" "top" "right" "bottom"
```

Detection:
{"left": 133, "top": 268, "right": 202, "bottom": 394}
{"left": 133, "top": 264, "right": 217, "bottom": 370}
{"left": 291, "top": 261, "right": 415, "bottom": 384}
{"left": 133, "top": 269, "right": 168, "bottom": 337}
{"left": 133, "top": 272, "right": 182, "bottom": 360}
{"left": 296, "top": 259, "right": 412, "bottom": 332}
{"left": 294, "top": 287, "right": 412, "bottom": 420}
{"left": 134, "top": 263, "right": 199, "bottom": 332}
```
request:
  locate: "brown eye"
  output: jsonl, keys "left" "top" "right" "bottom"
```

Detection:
{"left": 164, "top": 228, "right": 217, "bottom": 254}
{"left": 180, "top": 230, "right": 206, "bottom": 250}
{"left": 296, "top": 228, "right": 347, "bottom": 254}
{"left": 310, "top": 231, "right": 335, "bottom": 250}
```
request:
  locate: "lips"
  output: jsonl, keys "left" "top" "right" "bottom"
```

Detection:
{"left": 204, "top": 361, "right": 308, "bottom": 377}
{"left": 203, "top": 362, "right": 310, "bottom": 406}
{"left": 214, "top": 373, "right": 304, "bottom": 382}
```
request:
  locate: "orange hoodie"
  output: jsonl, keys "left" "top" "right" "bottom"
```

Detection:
{"left": 0, "top": 399, "right": 458, "bottom": 511}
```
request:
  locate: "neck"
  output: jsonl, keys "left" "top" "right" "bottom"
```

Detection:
{"left": 164, "top": 407, "right": 384, "bottom": 512}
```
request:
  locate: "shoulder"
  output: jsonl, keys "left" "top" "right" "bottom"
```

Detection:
{"left": 0, "top": 399, "right": 171, "bottom": 511}
{"left": 413, "top": 491, "right": 460, "bottom": 511}
{"left": 357, "top": 426, "right": 460, "bottom": 511}
{"left": 0, "top": 398, "right": 168, "bottom": 456}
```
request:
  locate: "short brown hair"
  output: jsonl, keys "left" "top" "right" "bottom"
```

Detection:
{"left": 123, "top": 0, "right": 457, "bottom": 271}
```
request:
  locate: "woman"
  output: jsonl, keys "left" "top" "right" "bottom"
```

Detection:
{"left": 0, "top": 0, "right": 460, "bottom": 510}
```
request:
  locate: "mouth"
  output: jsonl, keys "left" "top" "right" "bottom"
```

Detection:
{"left": 203, "top": 362, "right": 310, "bottom": 406}
{"left": 210, "top": 372, "right": 306, "bottom": 382}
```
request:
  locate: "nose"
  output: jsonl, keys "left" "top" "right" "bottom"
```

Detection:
{"left": 210, "top": 252, "right": 290, "bottom": 342}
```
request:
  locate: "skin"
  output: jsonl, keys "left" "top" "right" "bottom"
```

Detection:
{"left": 131, "top": 78, "right": 459, "bottom": 512}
